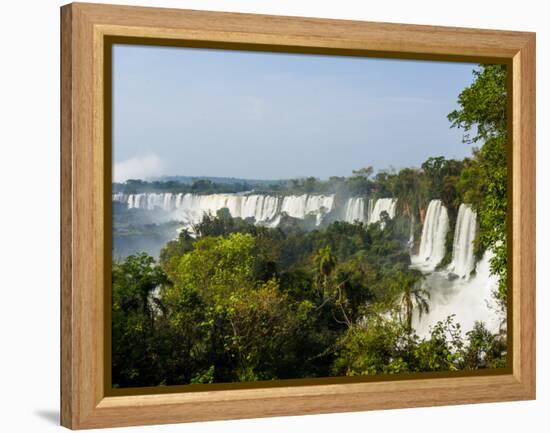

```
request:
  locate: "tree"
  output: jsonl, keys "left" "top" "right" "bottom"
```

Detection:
{"left": 391, "top": 167, "right": 429, "bottom": 222}
{"left": 193, "top": 208, "right": 256, "bottom": 238}
{"left": 159, "top": 228, "right": 194, "bottom": 276}
{"left": 167, "top": 232, "right": 256, "bottom": 302}
{"left": 333, "top": 254, "right": 377, "bottom": 323}
{"left": 421, "top": 156, "right": 463, "bottom": 208}
{"left": 448, "top": 64, "right": 508, "bottom": 302}
{"left": 462, "top": 321, "right": 506, "bottom": 369}
{"left": 352, "top": 166, "right": 374, "bottom": 179}
{"left": 112, "top": 253, "right": 169, "bottom": 387}
{"left": 159, "top": 286, "right": 211, "bottom": 385}
{"left": 303, "top": 176, "right": 319, "bottom": 193}
{"left": 191, "top": 179, "right": 214, "bottom": 192}
{"left": 332, "top": 318, "right": 412, "bottom": 376}
{"left": 413, "top": 316, "right": 464, "bottom": 371}
{"left": 390, "top": 270, "right": 428, "bottom": 333}
{"left": 224, "top": 279, "right": 299, "bottom": 381}
{"left": 448, "top": 65, "right": 507, "bottom": 143}
{"left": 313, "top": 246, "right": 336, "bottom": 299}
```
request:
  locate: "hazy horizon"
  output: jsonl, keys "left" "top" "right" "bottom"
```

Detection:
{"left": 115, "top": 171, "right": 434, "bottom": 183}
{"left": 112, "top": 44, "right": 478, "bottom": 183}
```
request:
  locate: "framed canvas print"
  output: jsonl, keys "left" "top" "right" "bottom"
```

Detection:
{"left": 60, "top": 2, "right": 536, "bottom": 429}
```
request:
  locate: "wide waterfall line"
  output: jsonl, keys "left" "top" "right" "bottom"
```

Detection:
{"left": 448, "top": 204, "right": 477, "bottom": 278}
{"left": 113, "top": 193, "right": 397, "bottom": 228}
{"left": 174, "top": 193, "right": 281, "bottom": 223}
{"left": 411, "top": 199, "right": 449, "bottom": 271}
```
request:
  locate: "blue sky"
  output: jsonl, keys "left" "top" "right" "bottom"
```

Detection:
{"left": 112, "top": 44, "right": 478, "bottom": 181}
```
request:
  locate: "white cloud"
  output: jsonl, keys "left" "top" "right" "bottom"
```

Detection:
{"left": 113, "top": 154, "right": 164, "bottom": 183}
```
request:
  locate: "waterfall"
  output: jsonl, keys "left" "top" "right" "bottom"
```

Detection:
{"left": 343, "top": 197, "right": 366, "bottom": 223}
{"left": 112, "top": 192, "right": 126, "bottom": 203}
{"left": 128, "top": 193, "right": 147, "bottom": 209}
{"left": 162, "top": 193, "right": 174, "bottom": 211}
{"left": 118, "top": 192, "right": 338, "bottom": 227}
{"left": 409, "top": 202, "right": 502, "bottom": 339}
{"left": 113, "top": 192, "right": 402, "bottom": 229}
{"left": 411, "top": 200, "right": 449, "bottom": 271}
{"left": 368, "top": 198, "right": 397, "bottom": 224}
{"left": 448, "top": 204, "right": 477, "bottom": 278}
{"left": 280, "top": 194, "right": 334, "bottom": 221}
{"left": 412, "top": 250, "right": 502, "bottom": 339}
{"left": 174, "top": 193, "right": 280, "bottom": 226}
{"left": 366, "top": 198, "right": 374, "bottom": 223}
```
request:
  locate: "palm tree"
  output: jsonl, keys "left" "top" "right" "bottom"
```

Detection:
{"left": 392, "top": 270, "right": 430, "bottom": 333}
{"left": 314, "top": 246, "right": 336, "bottom": 299}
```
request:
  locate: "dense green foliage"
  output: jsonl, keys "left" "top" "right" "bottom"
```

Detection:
{"left": 334, "top": 315, "right": 505, "bottom": 375}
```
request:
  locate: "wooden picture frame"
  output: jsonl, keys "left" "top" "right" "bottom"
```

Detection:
{"left": 60, "top": 2, "right": 536, "bottom": 429}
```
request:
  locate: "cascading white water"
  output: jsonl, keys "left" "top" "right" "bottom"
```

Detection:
{"left": 411, "top": 250, "right": 502, "bottom": 338}
{"left": 113, "top": 192, "right": 399, "bottom": 229}
{"left": 175, "top": 193, "right": 281, "bottom": 226}
{"left": 448, "top": 204, "right": 477, "bottom": 278}
{"left": 163, "top": 193, "right": 174, "bottom": 211}
{"left": 112, "top": 192, "right": 126, "bottom": 203}
{"left": 342, "top": 197, "right": 366, "bottom": 223}
{"left": 366, "top": 198, "right": 374, "bottom": 223}
{"left": 411, "top": 200, "right": 449, "bottom": 271}
{"left": 127, "top": 193, "right": 147, "bottom": 209}
{"left": 116, "top": 192, "right": 340, "bottom": 228}
{"left": 280, "top": 194, "right": 334, "bottom": 222}
{"left": 368, "top": 198, "right": 397, "bottom": 224}
{"left": 409, "top": 201, "right": 502, "bottom": 340}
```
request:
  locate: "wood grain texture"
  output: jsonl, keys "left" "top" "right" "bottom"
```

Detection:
{"left": 75, "top": 1, "right": 532, "bottom": 58}
{"left": 511, "top": 34, "right": 536, "bottom": 395}
{"left": 60, "top": 4, "right": 73, "bottom": 429}
{"left": 60, "top": 2, "right": 536, "bottom": 429}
